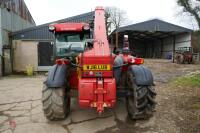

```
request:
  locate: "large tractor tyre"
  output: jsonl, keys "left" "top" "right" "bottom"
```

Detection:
{"left": 126, "top": 72, "right": 156, "bottom": 120}
{"left": 42, "top": 85, "right": 70, "bottom": 120}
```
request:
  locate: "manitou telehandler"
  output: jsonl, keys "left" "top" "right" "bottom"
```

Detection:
{"left": 42, "top": 7, "right": 156, "bottom": 120}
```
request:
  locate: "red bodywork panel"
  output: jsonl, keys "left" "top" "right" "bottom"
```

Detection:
{"left": 78, "top": 78, "right": 116, "bottom": 110}
{"left": 78, "top": 7, "right": 116, "bottom": 113}
{"left": 69, "top": 70, "right": 79, "bottom": 89}
{"left": 52, "top": 23, "right": 88, "bottom": 32}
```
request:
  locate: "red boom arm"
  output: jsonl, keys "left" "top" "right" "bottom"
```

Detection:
{"left": 78, "top": 7, "right": 116, "bottom": 113}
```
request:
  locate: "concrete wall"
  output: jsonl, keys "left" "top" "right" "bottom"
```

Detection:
{"left": 13, "top": 40, "right": 38, "bottom": 72}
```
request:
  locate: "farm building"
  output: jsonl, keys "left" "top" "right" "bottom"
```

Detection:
{"left": 0, "top": 0, "right": 35, "bottom": 76}
{"left": 110, "top": 19, "right": 193, "bottom": 60}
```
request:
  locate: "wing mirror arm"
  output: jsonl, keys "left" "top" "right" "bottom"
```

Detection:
{"left": 85, "top": 39, "right": 94, "bottom": 49}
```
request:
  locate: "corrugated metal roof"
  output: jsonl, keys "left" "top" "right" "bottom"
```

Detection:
{"left": 114, "top": 19, "right": 193, "bottom": 33}
{"left": 11, "top": 11, "right": 94, "bottom": 40}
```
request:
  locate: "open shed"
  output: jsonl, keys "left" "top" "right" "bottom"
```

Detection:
{"left": 110, "top": 19, "right": 193, "bottom": 60}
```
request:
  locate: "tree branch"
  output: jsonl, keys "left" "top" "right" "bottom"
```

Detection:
{"left": 177, "top": 0, "right": 200, "bottom": 29}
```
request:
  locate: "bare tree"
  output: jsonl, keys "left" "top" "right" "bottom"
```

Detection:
{"left": 105, "top": 7, "right": 129, "bottom": 35}
{"left": 177, "top": 0, "right": 200, "bottom": 29}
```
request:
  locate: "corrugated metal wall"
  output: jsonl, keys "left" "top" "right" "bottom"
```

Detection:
{"left": 0, "top": 0, "right": 36, "bottom": 76}
{"left": 1, "top": 8, "right": 34, "bottom": 32}
{"left": 0, "top": 0, "right": 35, "bottom": 48}
{"left": 11, "top": 12, "right": 94, "bottom": 40}
{"left": 0, "top": 0, "right": 35, "bottom": 24}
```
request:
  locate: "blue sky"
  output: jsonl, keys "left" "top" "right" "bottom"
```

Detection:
{"left": 24, "top": 0, "right": 197, "bottom": 30}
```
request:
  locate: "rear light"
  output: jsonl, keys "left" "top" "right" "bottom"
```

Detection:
{"left": 135, "top": 58, "right": 144, "bottom": 64}
{"left": 56, "top": 59, "right": 63, "bottom": 65}
{"left": 128, "top": 58, "right": 144, "bottom": 65}
{"left": 128, "top": 58, "right": 135, "bottom": 64}
{"left": 56, "top": 59, "right": 71, "bottom": 65}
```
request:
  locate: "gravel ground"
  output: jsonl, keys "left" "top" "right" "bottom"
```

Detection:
{"left": 0, "top": 59, "right": 200, "bottom": 133}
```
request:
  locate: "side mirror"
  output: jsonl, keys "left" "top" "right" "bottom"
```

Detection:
{"left": 85, "top": 39, "right": 94, "bottom": 48}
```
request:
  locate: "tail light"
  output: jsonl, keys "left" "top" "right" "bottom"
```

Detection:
{"left": 128, "top": 58, "right": 144, "bottom": 65}
{"left": 56, "top": 59, "right": 71, "bottom": 65}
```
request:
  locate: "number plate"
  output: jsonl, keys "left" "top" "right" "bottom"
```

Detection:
{"left": 83, "top": 64, "right": 111, "bottom": 71}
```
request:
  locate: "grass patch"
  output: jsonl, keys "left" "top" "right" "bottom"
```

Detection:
{"left": 173, "top": 74, "right": 200, "bottom": 87}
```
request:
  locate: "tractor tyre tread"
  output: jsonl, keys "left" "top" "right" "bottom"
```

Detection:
{"left": 42, "top": 85, "right": 70, "bottom": 120}
{"left": 126, "top": 73, "right": 156, "bottom": 120}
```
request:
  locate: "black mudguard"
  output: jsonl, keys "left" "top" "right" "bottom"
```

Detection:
{"left": 128, "top": 65, "right": 154, "bottom": 86}
{"left": 114, "top": 56, "right": 124, "bottom": 85}
{"left": 45, "top": 64, "right": 69, "bottom": 88}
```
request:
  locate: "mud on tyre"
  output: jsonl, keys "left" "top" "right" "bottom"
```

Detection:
{"left": 126, "top": 72, "right": 156, "bottom": 120}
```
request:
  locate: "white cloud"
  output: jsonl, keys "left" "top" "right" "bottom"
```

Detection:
{"left": 24, "top": 0, "right": 198, "bottom": 30}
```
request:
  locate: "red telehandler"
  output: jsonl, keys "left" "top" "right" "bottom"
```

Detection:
{"left": 42, "top": 7, "right": 156, "bottom": 120}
